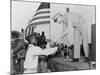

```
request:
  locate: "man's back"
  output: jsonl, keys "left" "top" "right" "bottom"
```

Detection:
{"left": 24, "top": 44, "right": 40, "bottom": 69}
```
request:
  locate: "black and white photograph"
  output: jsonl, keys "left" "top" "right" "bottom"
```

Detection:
{"left": 11, "top": 0, "right": 96, "bottom": 74}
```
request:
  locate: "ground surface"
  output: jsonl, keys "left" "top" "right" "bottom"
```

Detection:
{"left": 48, "top": 57, "right": 91, "bottom": 71}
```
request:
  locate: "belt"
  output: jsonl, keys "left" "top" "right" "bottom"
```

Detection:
{"left": 24, "top": 68, "right": 37, "bottom": 71}
{"left": 24, "top": 68, "right": 37, "bottom": 73}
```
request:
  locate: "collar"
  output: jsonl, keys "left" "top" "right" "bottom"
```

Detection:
{"left": 28, "top": 44, "right": 34, "bottom": 48}
{"left": 29, "top": 44, "right": 34, "bottom": 46}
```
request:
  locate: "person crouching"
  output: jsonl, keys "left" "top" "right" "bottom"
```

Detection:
{"left": 24, "top": 33, "right": 57, "bottom": 74}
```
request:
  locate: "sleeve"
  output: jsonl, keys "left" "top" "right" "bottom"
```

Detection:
{"left": 30, "top": 47, "right": 57, "bottom": 56}
{"left": 13, "top": 40, "right": 24, "bottom": 54}
{"left": 43, "top": 47, "right": 58, "bottom": 55}
{"left": 28, "top": 47, "right": 46, "bottom": 56}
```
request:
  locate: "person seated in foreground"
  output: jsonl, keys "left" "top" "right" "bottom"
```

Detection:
{"left": 11, "top": 31, "right": 28, "bottom": 74}
{"left": 24, "top": 33, "right": 57, "bottom": 73}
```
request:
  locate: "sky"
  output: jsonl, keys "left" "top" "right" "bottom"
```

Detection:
{"left": 12, "top": 1, "right": 95, "bottom": 43}
{"left": 12, "top": 1, "right": 40, "bottom": 31}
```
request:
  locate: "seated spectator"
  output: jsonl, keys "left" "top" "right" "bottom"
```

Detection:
{"left": 11, "top": 31, "right": 28, "bottom": 74}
